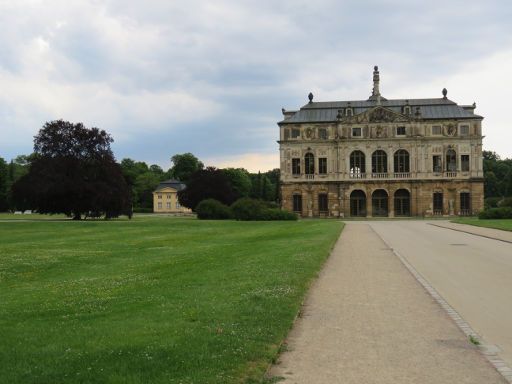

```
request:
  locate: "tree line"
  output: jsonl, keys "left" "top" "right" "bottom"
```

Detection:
{"left": 483, "top": 151, "right": 512, "bottom": 199}
{"left": 0, "top": 120, "right": 280, "bottom": 217}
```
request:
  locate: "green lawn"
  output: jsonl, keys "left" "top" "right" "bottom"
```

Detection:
{"left": 0, "top": 216, "right": 343, "bottom": 384}
{"left": 452, "top": 217, "right": 512, "bottom": 232}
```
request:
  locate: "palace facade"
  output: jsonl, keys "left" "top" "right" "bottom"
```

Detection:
{"left": 278, "top": 66, "right": 484, "bottom": 218}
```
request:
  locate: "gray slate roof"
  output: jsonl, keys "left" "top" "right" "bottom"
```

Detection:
{"left": 154, "top": 179, "right": 186, "bottom": 192}
{"left": 280, "top": 97, "right": 482, "bottom": 124}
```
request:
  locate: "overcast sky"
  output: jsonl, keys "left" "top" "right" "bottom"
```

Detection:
{"left": 1, "top": 0, "right": 511, "bottom": 172}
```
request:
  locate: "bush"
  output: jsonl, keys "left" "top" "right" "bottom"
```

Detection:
{"left": 498, "top": 197, "right": 512, "bottom": 208}
{"left": 230, "top": 198, "right": 297, "bottom": 221}
{"left": 230, "top": 198, "right": 267, "bottom": 220}
{"left": 478, "top": 207, "right": 512, "bottom": 219}
{"left": 263, "top": 208, "right": 298, "bottom": 221}
{"left": 484, "top": 197, "right": 502, "bottom": 209}
{"left": 196, "top": 199, "right": 232, "bottom": 220}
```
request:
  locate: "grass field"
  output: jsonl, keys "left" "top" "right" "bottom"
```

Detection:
{"left": 452, "top": 217, "right": 512, "bottom": 232}
{"left": 0, "top": 216, "right": 343, "bottom": 384}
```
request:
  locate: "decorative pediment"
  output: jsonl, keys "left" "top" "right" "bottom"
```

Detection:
{"left": 342, "top": 106, "right": 411, "bottom": 124}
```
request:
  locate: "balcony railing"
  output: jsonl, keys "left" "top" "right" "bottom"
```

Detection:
{"left": 305, "top": 174, "right": 314, "bottom": 179}
{"left": 349, "top": 172, "right": 366, "bottom": 179}
{"left": 371, "top": 172, "right": 389, "bottom": 179}
{"left": 394, "top": 172, "right": 411, "bottom": 179}
{"left": 445, "top": 172, "right": 457, "bottom": 177}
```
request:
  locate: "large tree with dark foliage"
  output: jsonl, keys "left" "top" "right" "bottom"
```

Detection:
{"left": 178, "top": 167, "right": 237, "bottom": 210}
{"left": 12, "top": 120, "right": 132, "bottom": 219}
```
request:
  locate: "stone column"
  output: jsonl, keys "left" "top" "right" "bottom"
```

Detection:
{"left": 388, "top": 190, "right": 395, "bottom": 218}
{"left": 366, "top": 189, "right": 373, "bottom": 217}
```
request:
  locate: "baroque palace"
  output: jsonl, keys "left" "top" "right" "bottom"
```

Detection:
{"left": 278, "top": 66, "right": 484, "bottom": 218}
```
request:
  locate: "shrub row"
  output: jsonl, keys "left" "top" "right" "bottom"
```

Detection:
{"left": 196, "top": 198, "right": 297, "bottom": 221}
{"left": 484, "top": 197, "right": 512, "bottom": 209}
{"left": 478, "top": 207, "right": 512, "bottom": 219}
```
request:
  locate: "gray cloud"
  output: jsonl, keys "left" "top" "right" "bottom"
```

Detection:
{"left": 1, "top": 0, "right": 511, "bottom": 170}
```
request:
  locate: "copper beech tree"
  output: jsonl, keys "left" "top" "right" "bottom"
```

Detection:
{"left": 12, "top": 120, "right": 132, "bottom": 219}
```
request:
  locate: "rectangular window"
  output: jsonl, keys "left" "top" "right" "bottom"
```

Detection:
{"left": 352, "top": 127, "right": 362, "bottom": 137}
{"left": 318, "top": 194, "right": 328, "bottom": 212}
{"left": 284, "top": 129, "right": 290, "bottom": 140}
{"left": 157, "top": 202, "right": 162, "bottom": 209}
{"left": 460, "top": 192, "right": 471, "bottom": 215}
{"left": 292, "top": 158, "right": 301, "bottom": 175}
{"left": 432, "top": 125, "right": 442, "bottom": 135}
{"left": 166, "top": 194, "right": 171, "bottom": 199}
{"left": 166, "top": 202, "right": 171, "bottom": 209}
{"left": 433, "top": 155, "right": 442, "bottom": 173}
{"left": 158, "top": 195, "right": 162, "bottom": 199}
{"left": 176, "top": 202, "right": 181, "bottom": 209}
{"left": 459, "top": 125, "right": 469, "bottom": 136}
{"left": 293, "top": 195, "right": 302, "bottom": 213}
{"left": 396, "top": 126, "right": 406, "bottom": 136}
{"left": 461, "top": 155, "right": 470, "bottom": 172}
{"left": 291, "top": 129, "right": 300, "bottom": 138}
{"left": 433, "top": 192, "right": 443, "bottom": 214}
{"left": 318, "top": 128, "right": 327, "bottom": 139}
{"left": 318, "top": 157, "right": 327, "bottom": 174}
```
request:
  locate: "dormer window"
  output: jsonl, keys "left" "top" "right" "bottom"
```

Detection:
{"left": 346, "top": 108, "right": 353, "bottom": 117}
{"left": 403, "top": 105, "right": 411, "bottom": 115}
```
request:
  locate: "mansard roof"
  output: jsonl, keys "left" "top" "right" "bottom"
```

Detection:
{"left": 279, "top": 97, "right": 482, "bottom": 124}
{"left": 154, "top": 179, "right": 186, "bottom": 192}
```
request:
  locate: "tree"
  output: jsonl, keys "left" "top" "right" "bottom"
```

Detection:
{"left": 177, "top": 167, "right": 237, "bottom": 210}
{"left": 222, "top": 168, "right": 252, "bottom": 198}
{"left": 12, "top": 120, "right": 132, "bottom": 219}
{"left": 170, "top": 153, "right": 204, "bottom": 182}
{"left": 134, "top": 172, "right": 161, "bottom": 208}
{"left": 0, "top": 157, "right": 8, "bottom": 211}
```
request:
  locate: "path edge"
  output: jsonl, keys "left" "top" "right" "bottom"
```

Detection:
{"left": 370, "top": 226, "right": 512, "bottom": 383}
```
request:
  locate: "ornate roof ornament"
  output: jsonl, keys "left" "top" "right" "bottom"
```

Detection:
{"left": 442, "top": 88, "right": 448, "bottom": 99}
{"left": 368, "top": 65, "right": 387, "bottom": 102}
{"left": 308, "top": 92, "right": 314, "bottom": 103}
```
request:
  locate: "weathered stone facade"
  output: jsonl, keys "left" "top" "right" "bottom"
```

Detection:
{"left": 278, "top": 67, "right": 484, "bottom": 217}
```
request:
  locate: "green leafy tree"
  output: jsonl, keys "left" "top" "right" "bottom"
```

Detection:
{"left": 222, "top": 168, "right": 252, "bottom": 198}
{"left": 170, "top": 153, "right": 204, "bottom": 182}
{"left": 12, "top": 120, "right": 132, "bottom": 219}
{"left": 0, "top": 157, "right": 8, "bottom": 211}
{"left": 134, "top": 172, "right": 161, "bottom": 208}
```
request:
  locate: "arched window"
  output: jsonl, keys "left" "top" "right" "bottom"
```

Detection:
{"left": 394, "top": 189, "right": 410, "bottom": 216}
{"left": 394, "top": 149, "right": 410, "bottom": 173}
{"left": 446, "top": 149, "right": 457, "bottom": 172}
{"left": 350, "top": 190, "right": 366, "bottom": 217}
{"left": 372, "top": 189, "right": 389, "bottom": 217}
{"left": 304, "top": 153, "right": 315, "bottom": 175}
{"left": 372, "top": 150, "right": 387, "bottom": 173}
{"left": 350, "top": 150, "right": 366, "bottom": 177}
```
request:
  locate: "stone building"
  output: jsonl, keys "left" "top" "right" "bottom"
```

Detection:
{"left": 278, "top": 66, "right": 484, "bottom": 218}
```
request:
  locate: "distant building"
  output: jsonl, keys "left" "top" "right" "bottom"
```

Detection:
{"left": 152, "top": 180, "right": 191, "bottom": 214}
{"left": 278, "top": 66, "right": 484, "bottom": 217}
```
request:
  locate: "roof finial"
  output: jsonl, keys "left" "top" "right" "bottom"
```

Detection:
{"left": 308, "top": 92, "right": 314, "bottom": 103}
{"left": 368, "top": 65, "right": 386, "bottom": 102}
{"left": 372, "top": 66, "right": 380, "bottom": 97}
{"left": 442, "top": 88, "right": 447, "bottom": 99}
